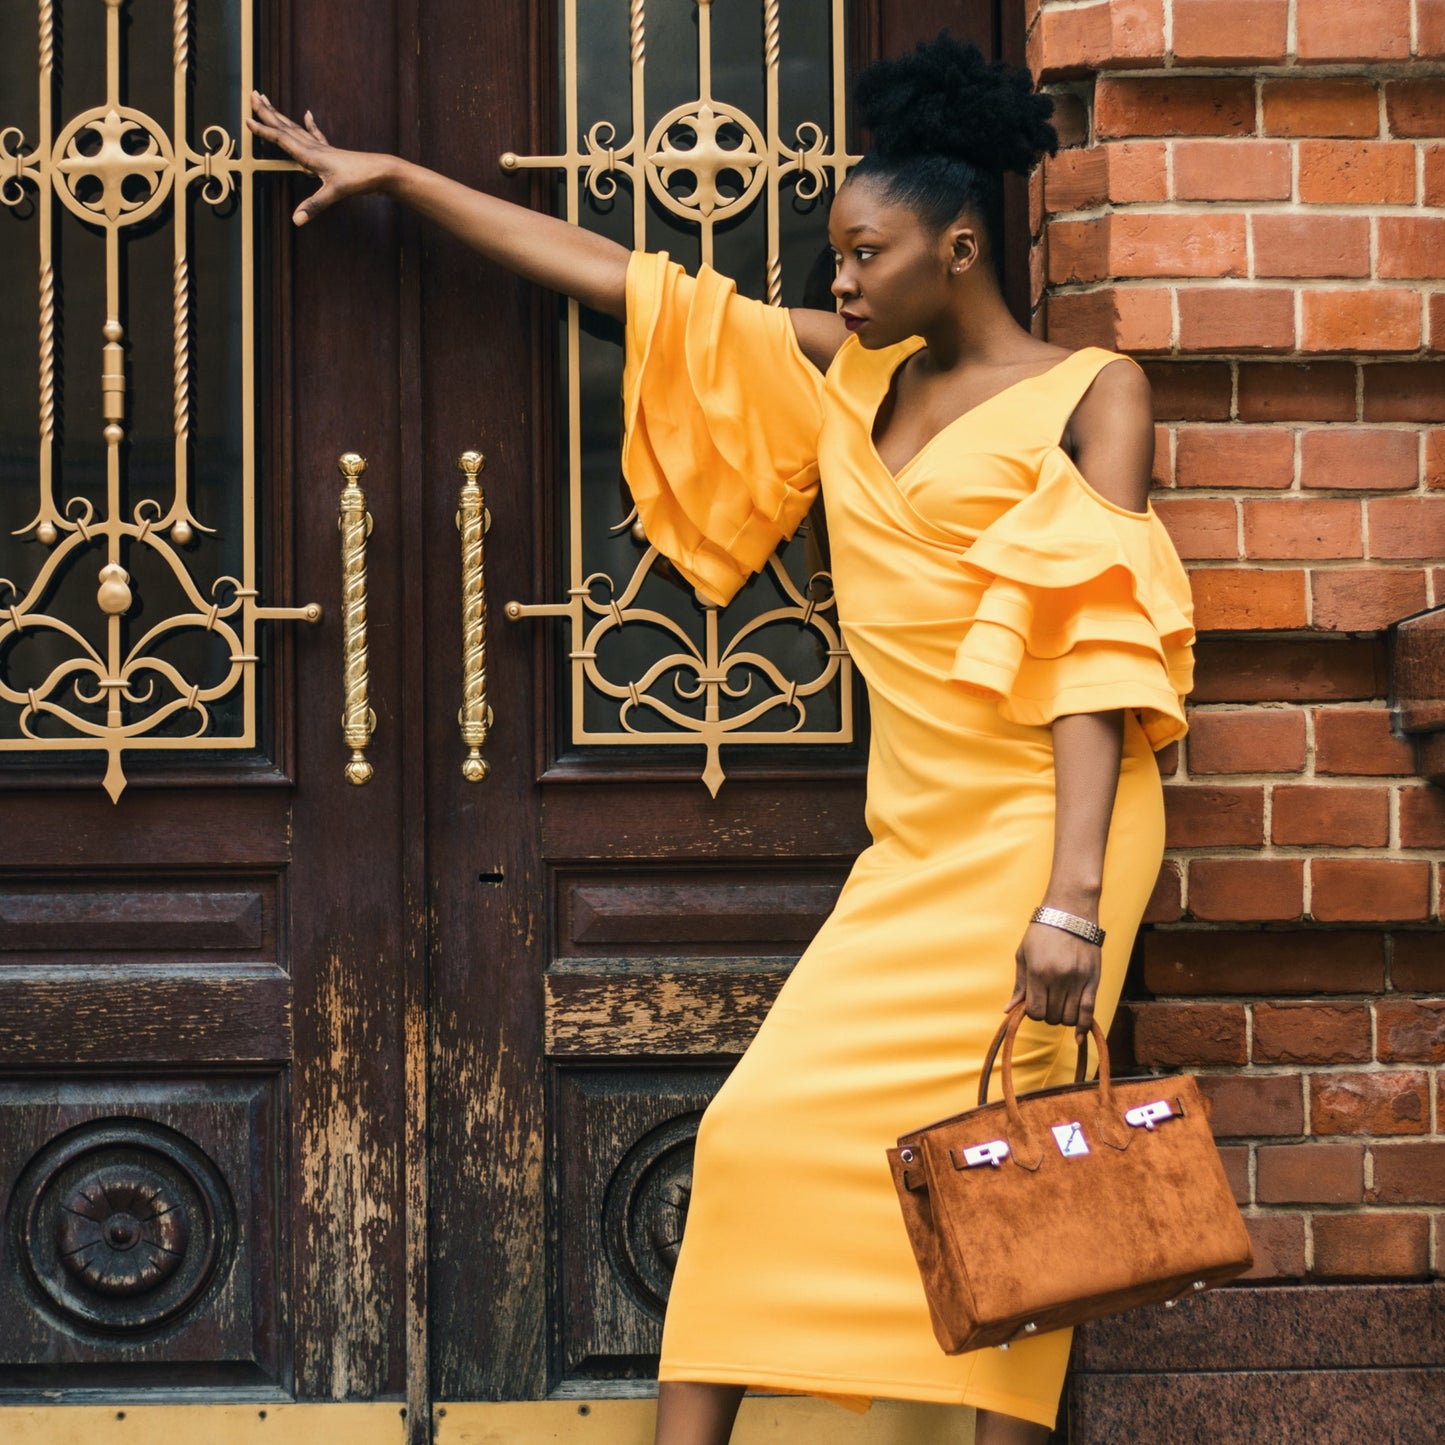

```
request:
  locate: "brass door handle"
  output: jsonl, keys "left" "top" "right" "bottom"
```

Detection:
{"left": 457, "top": 450, "right": 492, "bottom": 781}
{"left": 338, "top": 452, "right": 376, "bottom": 785}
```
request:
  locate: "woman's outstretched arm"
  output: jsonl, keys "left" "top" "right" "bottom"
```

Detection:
{"left": 248, "top": 93, "right": 631, "bottom": 318}
{"left": 246, "top": 93, "right": 848, "bottom": 366}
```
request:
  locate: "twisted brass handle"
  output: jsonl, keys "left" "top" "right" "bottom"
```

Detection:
{"left": 338, "top": 452, "right": 376, "bottom": 785}
{"left": 457, "top": 449, "right": 492, "bottom": 782}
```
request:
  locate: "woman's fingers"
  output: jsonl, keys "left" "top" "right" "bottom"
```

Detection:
{"left": 304, "top": 110, "right": 329, "bottom": 145}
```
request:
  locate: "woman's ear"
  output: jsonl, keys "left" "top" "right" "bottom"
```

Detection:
{"left": 948, "top": 223, "right": 981, "bottom": 277}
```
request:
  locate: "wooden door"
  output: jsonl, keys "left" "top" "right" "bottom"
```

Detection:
{"left": 0, "top": 0, "right": 419, "bottom": 1421}
{"left": 0, "top": 0, "right": 1014, "bottom": 1437}
{"left": 418, "top": 0, "right": 1005, "bottom": 1416}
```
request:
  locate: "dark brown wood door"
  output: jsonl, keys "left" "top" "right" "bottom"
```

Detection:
{"left": 0, "top": 0, "right": 419, "bottom": 1410}
{"left": 417, "top": 0, "right": 1003, "bottom": 1406}
{"left": 0, "top": 0, "right": 1005, "bottom": 1428}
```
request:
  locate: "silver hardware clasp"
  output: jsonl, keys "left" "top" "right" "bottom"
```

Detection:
{"left": 1125, "top": 1099, "right": 1179, "bottom": 1130}
{"left": 956, "top": 1139, "right": 1010, "bottom": 1169}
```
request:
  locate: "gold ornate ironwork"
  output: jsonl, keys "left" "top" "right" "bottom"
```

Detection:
{"left": 502, "top": 0, "right": 856, "bottom": 794}
{"left": 456, "top": 450, "right": 493, "bottom": 783}
{"left": 0, "top": 0, "right": 313, "bottom": 800}
{"left": 338, "top": 454, "right": 375, "bottom": 787}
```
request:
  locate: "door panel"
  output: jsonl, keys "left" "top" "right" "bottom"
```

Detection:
{"left": 421, "top": 0, "right": 1000, "bottom": 1408}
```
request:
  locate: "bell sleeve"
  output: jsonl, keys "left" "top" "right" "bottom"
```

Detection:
{"left": 950, "top": 448, "right": 1195, "bottom": 749}
{"left": 621, "top": 251, "right": 826, "bottom": 607}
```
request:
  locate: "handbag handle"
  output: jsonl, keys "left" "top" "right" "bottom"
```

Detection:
{"left": 978, "top": 1003, "right": 1113, "bottom": 1120}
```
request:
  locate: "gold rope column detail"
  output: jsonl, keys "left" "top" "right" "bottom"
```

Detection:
{"left": 456, "top": 450, "right": 492, "bottom": 782}
{"left": 338, "top": 452, "right": 375, "bottom": 785}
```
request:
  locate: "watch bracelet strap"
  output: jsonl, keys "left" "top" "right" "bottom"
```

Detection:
{"left": 1031, "top": 905, "right": 1106, "bottom": 947}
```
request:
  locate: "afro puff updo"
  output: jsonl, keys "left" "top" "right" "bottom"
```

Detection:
{"left": 847, "top": 35, "right": 1057, "bottom": 269}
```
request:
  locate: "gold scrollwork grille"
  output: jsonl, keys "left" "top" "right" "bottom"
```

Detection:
{"left": 0, "top": 0, "right": 309, "bottom": 801}
{"left": 505, "top": 0, "right": 857, "bottom": 795}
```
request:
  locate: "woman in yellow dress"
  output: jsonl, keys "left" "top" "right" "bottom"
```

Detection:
{"left": 250, "top": 36, "right": 1192, "bottom": 1445}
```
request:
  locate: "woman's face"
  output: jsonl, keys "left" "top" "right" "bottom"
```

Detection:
{"left": 826, "top": 176, "right": 978, "bottom": 348}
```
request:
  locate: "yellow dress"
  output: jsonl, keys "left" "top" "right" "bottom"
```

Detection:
{"left": 622, "top": 253, "right": 1194, "bottom": 1429}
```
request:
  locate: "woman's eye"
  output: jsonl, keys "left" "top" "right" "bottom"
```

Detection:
{"left": 855, "top": 249, "right": 876, "bottom": 262}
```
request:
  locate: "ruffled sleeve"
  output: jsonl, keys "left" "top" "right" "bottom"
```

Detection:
{"left": 950, "top": 449, "right": 1195, "bottom": 749}
{"left": 622, "top": 251, "right": 825, "bottom": 606}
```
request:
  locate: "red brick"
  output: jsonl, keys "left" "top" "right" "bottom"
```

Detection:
{"left": 1400, "top": 786, "right": 1445, "bottom": 848}
{"left": 1300, "top": 290, "right": 1422, "bottom": 354}
{"left": 1310, "top": 1069, "right": 1431, "bottom": 1134}
{"left": 1368, "top": 498, "right": 1445, "bottom": 560}
{"left": 1295, "top": 0, "right": 1412, "bottom": 62}
{"left": 1131, "top": 1001, "right": 1249, "bottom": 1066}
{"left": 1313, "top": 707, "right": 1415, "bottom": 775}
{"left": 1143, "top": 929, "right": 1387, "bottom": 996}
{"left": 1095, "top": 76, "right": 1256, "bottom": 139}
{"left": 1171, "top": 0, "right": 1288, "bottom": 61}
{"left": 1363, "top": 363, "right": 1445, "bottom": 422}
{"left": 1385, "top": 80, "right": 1445, "bottom": 139}
{"left": 1374, "top": 998, "right": 1445, "bottom": 1063}
{"left": 1152, "top": 423, "right": 1174, "bottom": 486}
{"left": 1192, "top": 637, "right": 1386, "bottom": 703}
{"left": 1107, "top": 140, "right": 1171, "bottom": 203}
{"left": 1176, "top": 427, "right": 1296, "bottom": 489}
{"left": 1254, "top": 1001, "right": 1374, "bottom": 1067}
{"left": 1428, "top": 431, "right": 1445, "bottom": 489}
{"left": 1241, "top": 1215, "right": 1306, "bottom": 1280}
{"left": 1368, "top": 1142, "right": 1445, "bottom": 1203}
{"left": 1110, "top": 211, "right": 1250, "bottom": 278}
{"left": 1217, "top": 1143, "right": 1252, "bottom": 1205}
{"left": 1173, "top": 140, "right": 1291, "bottom": 201}
{"left": 1192, "top": 568, "right": 1307, "bottom": 630}
{"left": 1252, "top": 215, "right": 1372, "bottom": 280}
{"left": 1143, "top": 859, "right": 1184, "bottom": 923}
{"left": 1189, "top": 858, "right": 1305, "bottom": 921}
{"left": 1199, "top": 1073, "right": 1305, "bottom": 1137}
{"left": 1430, "top": 293, "right": 1445, "bottom": 354}
{"left": 1261, "top": 79, "right": 1382, "bottom": 138}
{"left": 1299, "top": 429, "right": 1419, "bottom": 491}
{"left": 1272, "top": 784, "right": 1389, "bottom": 846}
{"left": 1186, "top": 708, "right": 1306, "bottom": 773}
{"left": 1426, "top": 145, "right": 1445, "bottom": 206}
{"left": 1163, "top": 784, "right": 1265, "bottom": 845}
{"left": 1044, "top": 147, "right": 1109, "bottom": 212}
{"left": 1144, "top": 362, "right": 1233, "bottom": 421}
{"left": 1177, "top": 287, "right": 1295, "bottom": 353}
{"left": 1153, "top": 497, "right": 1237, "bottom": 559}
{"left": 1242, "top": 500, "right": 1363, "bottom": 561}
{"left": 1312, "top": 569, "right": 1429, "bottom": 632}
{"left": 1256, "top": 1141, "right": 1365, "bottom": 1202}
{"left": 1029, "top": 0, "right": 1167, "bottom": 79}
{"left": 1051, "top": 93, "right": 1090, "bottom": 150}
{"left": 1423, "top": 0, "right": 1445, "bottom": 56}
{"left": 1312, "top": 1212, "right": 1430, "bottom": 1279}
{"left": 1377, "top": 217, "right": 1445, "bottom": 280}
{"left": 1310, "top": 858, "right": 1431, "bottom": 922}
{"left": 1298, "top": 141, "right": 1416, "bottom": 204}
{"left": 1155, "top": 740, "right": 1181, "bottom": 778}
{"left": 1048, "top": 218, "right": 1109, "bottom": 284}
{"left": 1237, "top": 364, "right": 1357, "bottom": 423}
{"left": 1391, "top": 933, "right": 1444, "bottom": 993}
{"left": 1046, "top": 287, "right": 1174, "bottom": 352}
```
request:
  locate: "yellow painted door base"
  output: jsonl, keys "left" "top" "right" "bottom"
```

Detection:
{"left": 437, "top": 1398, "right": 975, "bottom": 1444}
{"left": 0, "top": 1398, "right": 975, "bottom": 1444}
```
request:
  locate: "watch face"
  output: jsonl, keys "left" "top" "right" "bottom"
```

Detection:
{"left": 1051, "top": 1121, "right": 1090, "bottom": 1158}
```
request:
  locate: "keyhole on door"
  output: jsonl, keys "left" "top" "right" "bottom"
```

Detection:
{"left": 477, "top": 871, "right": 505, "bottom": 884}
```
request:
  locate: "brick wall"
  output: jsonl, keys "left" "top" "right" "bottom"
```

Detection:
{"left": 1028, "top": 1, "right": 1444, "bottom": 1289}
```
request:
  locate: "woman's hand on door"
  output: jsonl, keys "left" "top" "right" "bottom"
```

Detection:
{"left": 248, "top": 93, "right": 388, "bottom": 226}
{"left": 246, "top": 92, "right": 631, "bottom": 319}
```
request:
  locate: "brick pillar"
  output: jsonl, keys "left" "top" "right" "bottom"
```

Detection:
{"left": 1027, "top": 3, "right": 1445, "bottom": 1438}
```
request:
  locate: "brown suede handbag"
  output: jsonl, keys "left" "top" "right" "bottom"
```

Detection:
{"left": 886, "top": 1002, "right": 1254, "bottom": 1354}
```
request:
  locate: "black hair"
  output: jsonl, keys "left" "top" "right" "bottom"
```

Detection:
{"left": 848, "top": 35, "right": 1058, "bottom": 267}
